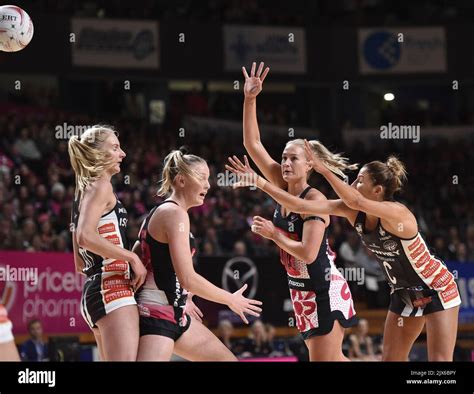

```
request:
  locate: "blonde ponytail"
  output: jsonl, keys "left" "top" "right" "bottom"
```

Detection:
{"left": 67, "top": 125, "right": 117, "bottom": 198}
{"left": 157, "top": 148, "right": 206, "bottom": 197}
{"left": 286, "top": 139, "right": 358, "bottom": 179}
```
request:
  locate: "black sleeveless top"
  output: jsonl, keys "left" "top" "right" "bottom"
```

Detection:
{"left": 137, "top": 200, "right": 196, "bottom": 308}
{"left": 353, "top": 211, "right": 455, "bottom": 292}
{"left": 72, "top": 193, "right": 129, "bottom": 277}
{"left": 272, "top": 186, "right": 335, "bottom": 292}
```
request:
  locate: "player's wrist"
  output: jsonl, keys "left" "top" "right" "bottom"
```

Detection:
{"left": 256, "top": 175, "right": 267, "bottom": 189}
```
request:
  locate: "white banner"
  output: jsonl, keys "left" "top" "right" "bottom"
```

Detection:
{"left": 71, "top": 18, "right": 159, "bottom": 69}
{"left": 223, "top": 25, "right": 306, "bottom": 74}
{"left": 358, "top": 27, "right": 446, "bottom": 74}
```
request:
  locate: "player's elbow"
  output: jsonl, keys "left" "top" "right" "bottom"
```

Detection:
{"left": 301, "top": 249, "right": 319, "bottom": 264}
{"left": 243, "top": 139, "right": 261, "bottom": 153}
{"left": 76, "top": 228, "right": 92, "bottom": 248}
{"left": 292, "top": 202, "right": 306, "bottom": 214}
{"left": 178, "top": 272, "right": 197, "bottom": 292}
{"left": 345, "top": 194, "right": 362, "bottom": 210}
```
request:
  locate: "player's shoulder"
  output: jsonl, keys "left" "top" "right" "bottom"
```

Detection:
{"left": 155, "top": 201, "right": 188, "bottom": 222}
{"left": 87, "top": 178, "right": 113, "bottom": 197}
{"left": 305, "top": 187, "right": 327, "bottom": 201}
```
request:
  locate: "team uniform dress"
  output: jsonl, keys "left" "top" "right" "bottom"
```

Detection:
{"left": 136, "top": 200, "right": 196, "bottom": 341}
{"left": 0, "top": 304, "right": 14, "bottom": 343}
{"left": 72, "top": 195, "right": 136, "bottom": 328}
{"left": 353, "top": 211, "right": 461, "bottom": 317}
{"left": 273, "top": 186, "right": 357, "bottom": 339}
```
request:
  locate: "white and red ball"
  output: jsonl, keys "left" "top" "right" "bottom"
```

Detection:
{"left": 0, "top": 5, "right": 34, "bottom": 52}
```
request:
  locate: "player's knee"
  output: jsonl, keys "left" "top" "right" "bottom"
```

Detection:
{"left": 382, "top": 345, "right": 409, "bottom": 361}
{"left": 223, "top": 352, "right": 238, "bottom": 361}
{"left": 108, "top": 348, "right": 137, "bottom": 361}
{"left": 429, "top": 351, "right": 453, "bottom": 362}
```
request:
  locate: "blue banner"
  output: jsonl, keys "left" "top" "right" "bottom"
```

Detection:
{"left": 446, "top": 262, "right": 474, "bottom": 323}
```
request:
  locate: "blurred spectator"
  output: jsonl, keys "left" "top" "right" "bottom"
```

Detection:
{"left": 13, "top": 128, "right": 41, "bottom": 161}
{"left": 456, "top": 243, "right": 468, "bottom": 263}
{"left": 339, "top": 232, "right": 361, "bottom": 268}
{"left": 19, "top": 219, "right": 37, "bottom": 251}
{"left": 201, "top": 228, "right": 223, "bottom": 256}
{"left": 20, "top": 319, "right": 48, "bottom": 362}
{"left": 265, "top": 323, "right": 293, "bottom": 357}
{"left": 233, "top": 240, "right": 247, "bottom": 256}
{"left": 433, "top": 236, "right": 449, "bottom": 261}
{"left": 466, "top": 225, "right": 474, "bottom": 261}
{"left": 348, "top": 319, "right": 380, "bottom": 361}
{"left": 239, "top": 320, "right": 273, "bottom": 358}
{"left": 216, "top": 319, "right": 238, "bottom": 353}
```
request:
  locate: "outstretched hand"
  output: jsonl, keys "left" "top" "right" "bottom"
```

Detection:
{"left": 228, "top": 284, "right": 263, "bottom": 324}
{"left": 242, "top": 62, "right": 270, "bottom": 99}
{"left": 225, "top": 155, "right": 259, "bottom": 189}
{"left": 304, "top": 139, "right": 327, "bottom": 174}
{"left": 185, "top": 293, "right": 204, "bottom": 323}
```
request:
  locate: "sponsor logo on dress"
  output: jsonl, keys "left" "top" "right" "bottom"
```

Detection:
{"left": 102, "top": 275, "right": 132, "bottom": 291}
{"left": 104, "top": 288, "right": 133, "bottom": 304}
{"left": 410, "top": 243, "right": 426, "bottom": 260}
{"left": 98, "top": 223, "right": 116, "bottom": 234}
{"left": 421, "top": 259, "right": 440, "bottom": 279}
{"left": 288, "top": 279, "right": 305, "bottom": 288}
{"left": 430, "top": 267, "right": 452, "bottom": 290}
{"left": 414, "top": 251, "right": 431, "bottom": 268}
{"left": 407, "top": 236, "right": 421, "bottom": 251}
{"left": 383, "top": 240, "right": 398, "bottom": 251}
{"left": 104, "top": 234, "right": 120, "bottom": 245}
{"left": 371, "top": 249, "right": 401, "bottom": 257}
{"left": 440, "top": 282, "right": 459, "bottom": 303}
{"left": 104, "top": 261, "right": 129, "bottom": 272}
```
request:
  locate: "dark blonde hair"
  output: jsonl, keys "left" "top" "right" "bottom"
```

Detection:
{"left": 68, "top": 125, "right": 118, "bottom": 198}
{"left": 157, "top": 148, "right": 207, "bottom": 197}
{"left": 363, "top": 156, "right": 407, "bottom": 200}
{"left": 285, "top": 139, "right": 358, "bottom": 179}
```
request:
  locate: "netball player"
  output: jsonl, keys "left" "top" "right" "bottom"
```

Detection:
{"left": 68, "top": 126, "right": 147, "bottom": 361}
{"left": 228, "top": 140, "right": 461, "bottom": 361}
{"left": 0, "top": 304, "right": 20, "bottom": 361}
{"left": 133, "top": 149, "right": 262, "bottom": 361}
{"left": 236, "top": 62, "right": 358, "bottom": 361}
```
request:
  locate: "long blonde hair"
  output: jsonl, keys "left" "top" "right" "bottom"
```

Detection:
{"left": 285, "top": 139, "right": 358, "bottom": 179}
{"left": 157, "top": 148, "right": 207, "bottom": 197}
{"left": 68, "top": 125, "right": 118, "bottom": 198}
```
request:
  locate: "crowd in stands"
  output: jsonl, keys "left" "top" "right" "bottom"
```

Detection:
{"left": 1, "top": 104, "right": 473, "bottom": 265}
